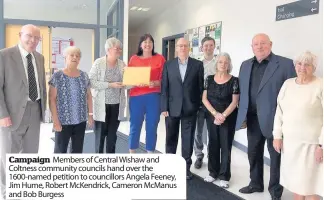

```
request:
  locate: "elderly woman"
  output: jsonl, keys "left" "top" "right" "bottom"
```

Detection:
{"left": 202, "top": 52, "right": 239, "bottom": 188}
{"left": 273, "top": 51, "right": 323, "bottom": 200}
{"left": 49, "top": 46, "right": 93, "bottom": 153}
{"left": 89, "top": 37, "right": 126, "bottom": 154}
{"left": 128, "top": 34, "right": 166, "bottom": 153}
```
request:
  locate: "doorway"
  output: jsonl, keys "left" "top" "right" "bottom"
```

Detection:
{"left": 162, "top": 33, "right": 184, "bottom": 61}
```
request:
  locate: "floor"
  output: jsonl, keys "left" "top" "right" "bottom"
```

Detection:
{"left": 39, "top": 116, "right": 294, "bottom": 200}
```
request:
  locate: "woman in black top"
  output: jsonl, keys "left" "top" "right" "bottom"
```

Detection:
{"left": 202, "top": 52, "right": 239, "bottom": 188}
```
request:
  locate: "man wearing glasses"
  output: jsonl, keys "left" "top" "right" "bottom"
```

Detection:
{"left": 0, "top": 24, "right": 47, "bottom": 200}
{"left": 161, "top": 38, "right": 204, "bottom": 180}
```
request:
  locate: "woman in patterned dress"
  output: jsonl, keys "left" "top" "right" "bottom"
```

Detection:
{"left": 49, "top": 46, "right": 93, "bottom": 153}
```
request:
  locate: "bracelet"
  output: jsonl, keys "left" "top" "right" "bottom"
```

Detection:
{"left": 222, "top": 113, "right": 227, "bottom": 118}
{"left": 88, "top": 113, "right": 93, "bottom": 116}
{"left": 319, "top": 144, "right": 322, "bottom": 148}
{"left": 211, "top": 110, "right": 217, "bottom": 116}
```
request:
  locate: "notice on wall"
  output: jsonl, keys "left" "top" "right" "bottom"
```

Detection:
{"left": 51, "top": 37, "right": 74, "bottom": 70}
{"left": 185, "top": 21, "right": 222, "bottom": 60}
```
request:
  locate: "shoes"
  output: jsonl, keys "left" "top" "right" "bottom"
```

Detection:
{"left": 239, "top": 185, "right": 264, "bottom": 194}
{"left": 204, "top": 175, "right": 216, "bottom": 182}
{"left": 194, "top": 158, "right": 203, "bottom": 169}
{"left": 219, "top": 180, "right": 229, "bottom": 188}
{"left": 186, "top": 171, "right": 193, "bottom": 180}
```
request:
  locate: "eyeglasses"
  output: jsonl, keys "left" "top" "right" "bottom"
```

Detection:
{"left": 23, "top": 33, "right": 42, "bottom": 41}
{"left": 111, "top": 47, "right": 122, "bottom": 51}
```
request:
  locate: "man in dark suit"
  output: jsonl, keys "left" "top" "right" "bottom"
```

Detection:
{"left": 161, "top": 38, "right": 204, "bottom": 180}
{"left": 236, "top": 33, "right": 296, "bottom": 200}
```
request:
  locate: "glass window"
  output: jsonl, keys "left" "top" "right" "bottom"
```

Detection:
{"left": 100, "top": 0, "right": 118, "bottom": 25}
{"left": 4, "top": 0, "right": 97, "bottom": 24}
{"left": 99, "top": 28, "right": 118, "bottom": 57}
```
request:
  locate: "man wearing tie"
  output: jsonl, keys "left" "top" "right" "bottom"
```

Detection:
{"left": 0, "top": 24, "right": 47, "bottom": 200}
{"left": 161, "top": 38, "right": 204, "bottom": 180}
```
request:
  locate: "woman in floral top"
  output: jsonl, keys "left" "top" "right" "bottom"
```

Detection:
{"left": 49, "top": 46, "right": 93, "bottom": 153}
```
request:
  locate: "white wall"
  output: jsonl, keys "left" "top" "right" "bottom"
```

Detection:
{"left": 52, "top": 28, "right": 93, "bottom": 73}
{"left": 128, "top": 34, "right": 141, "bottom": 60}
{"left": 132, "top": 0, "right": 323, "bottom": 158}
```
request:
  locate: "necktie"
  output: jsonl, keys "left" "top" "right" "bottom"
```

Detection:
{"left": 26, "top": 54, "right": 38, "bottom": 101}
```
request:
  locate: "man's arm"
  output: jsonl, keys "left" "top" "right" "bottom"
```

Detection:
{"left": 286, "top": 59, "right": 297, "bottom": 79}
{"left": 160, "top": 61, "right": 169, "bottom": 113}
{"left": 0, "top": 52, "right": 9, "bottom": 119}
{"left": 198, "top": 61, "right": 204, "bottom": 106}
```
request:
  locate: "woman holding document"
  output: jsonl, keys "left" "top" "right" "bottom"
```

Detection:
{"left": 89, "top": 37, "right": 126, "bottom": 154}
{"left": 128, "top": 34, "right": 166, "bottom": 153}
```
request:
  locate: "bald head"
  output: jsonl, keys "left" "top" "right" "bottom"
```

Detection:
{"left": 19, "top": 24, "right": 41, "bottom": 53}
{"left": 251, "top": 33, "right": 272, "bottom": 62}
{"left": 176, "top": 38, "right": 190, "bottom": 59}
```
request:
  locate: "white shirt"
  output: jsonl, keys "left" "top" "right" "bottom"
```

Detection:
{"left": 18, "top": 44, "right": 40, "bottom": 101}
{"left": 201, "top": 56, "right": 217, "bottom": 79}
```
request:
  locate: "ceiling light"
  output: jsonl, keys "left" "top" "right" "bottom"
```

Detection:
{"left": 130, "top": 6, "right": 138, "bottom": 10}
{"left": 142, "top": 8, "right": 150, "bottom": 11}
{"left": 137, "top": 7, "right": 143, "bottom": 11}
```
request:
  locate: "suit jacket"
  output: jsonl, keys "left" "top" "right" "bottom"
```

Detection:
{"left": 161, "top": 57, "right": 204, "bottom": 117}
{"left": 235, "top": 53, "right": 296, "bottom": 138}
{"left": 0, "top": 45, "right": 47, "bottom": 131}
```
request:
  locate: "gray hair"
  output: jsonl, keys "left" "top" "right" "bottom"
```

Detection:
{"left": 63, "top": 46, "right": 81, "bottom": 57}
{"left": 215, "top": 52, "right": 233, "bottom": 73}
{"left": 104, "top": 37, "right": 122, "bottom": 52}
{"left": 294, "top": 51, "right": 317, "bottom": 69}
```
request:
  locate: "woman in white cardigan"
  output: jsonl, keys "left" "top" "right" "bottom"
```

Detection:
{"left": 89, "top": 37, "right": 126, "bottom": 153}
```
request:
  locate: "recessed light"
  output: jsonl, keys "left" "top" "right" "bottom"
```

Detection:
{"left": 130, "top": 6, "right": 138, "bottom": 10}
{"left": 142, "top": 8, "right": 150, "bottom": 11}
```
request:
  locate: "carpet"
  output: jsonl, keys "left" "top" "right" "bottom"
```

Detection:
{"left": 52, "top": 132, "right": 245, "bottom": 200}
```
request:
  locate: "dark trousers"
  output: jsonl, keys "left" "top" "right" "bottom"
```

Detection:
{"left": 194, "top": 107, "right": 207, "bottom": 159}
{"left": 206, "top": 113, "right": 235, "bottom": 181}
{"left": 165, "top": 114, "right": 197, "bottom": 171}
{"left": 247, "top": 114, "right": 283, "bottom": 198}
{"left": 54, "top": 121, "right": 87, "bottom": 153}
{"left": 94, "top": 104, "right": 120, "bottom": 153}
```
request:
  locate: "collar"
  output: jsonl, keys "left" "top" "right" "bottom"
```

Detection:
{"left": 203, "top": 55, "right": 216, "bottom": 62}
{"left": 18, "top": 43, "right": 34, "bottom": 59}
{"left": 178, "top": 57, "right": 189, "bottom": 65}
{"left": 253, "top": 52, "right": 272, "bottom": 63}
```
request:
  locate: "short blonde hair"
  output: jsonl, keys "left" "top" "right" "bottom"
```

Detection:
{"left": 63, "top": 46, "right": 81, "bottom": 57}
{"left": 104, "top": 37, "right": 122, "bottom": 52}
{"left": 215, "top": 52, "right": 233, "bottom": 73}
{"left": 294, "top": 51, "right": 317, "bottom": 69}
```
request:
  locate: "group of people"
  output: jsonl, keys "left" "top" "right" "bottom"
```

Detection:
{"left": 0, "top": 24, "right": 322, "bottom": 200}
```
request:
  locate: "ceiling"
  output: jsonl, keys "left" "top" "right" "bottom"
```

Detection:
{"left": 128, "top": 0, "right": 181, "bottom": 31}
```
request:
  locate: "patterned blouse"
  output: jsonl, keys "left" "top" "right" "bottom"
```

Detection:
{"left": 49, "top": 70, "right": 90, "bottom": 125}
{"left": 104, "top": 66, "right": 123, "bottom": 104}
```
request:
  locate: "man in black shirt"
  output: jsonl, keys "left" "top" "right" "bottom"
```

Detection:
{"left": 235, "top": 33, "right": 296, "bottom": 200}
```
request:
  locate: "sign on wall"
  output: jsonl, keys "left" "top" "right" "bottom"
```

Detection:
{"left": 51, "top": 37, "right": 74, "bottom": 70}
{"left": 184, "top": 21, "right": 222, "bottom": 60}
{"left": 276, "top": 0, "right": 320, "bottom": 21}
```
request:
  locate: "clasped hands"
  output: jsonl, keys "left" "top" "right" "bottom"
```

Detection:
{"left": 213, "top": 112, "right": 226, "bottom": 125}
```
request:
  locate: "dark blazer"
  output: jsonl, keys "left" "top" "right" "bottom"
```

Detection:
{"left": 161, "top": 57, "right": 204, "bottom": 117}
{"left": 235, "top": 53, "right": 296, "bottom": 138}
